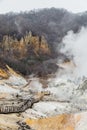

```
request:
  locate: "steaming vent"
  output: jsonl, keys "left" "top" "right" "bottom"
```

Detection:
{"left": 57, "top": 27, "right": 87, "bottom": 82}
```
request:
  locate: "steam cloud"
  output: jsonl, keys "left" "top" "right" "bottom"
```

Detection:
{"left": 60, "top": 27, "right": 87, "bottom": 81}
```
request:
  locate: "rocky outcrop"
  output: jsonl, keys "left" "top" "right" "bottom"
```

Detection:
{"left": 0, "top": 111, "right": 87, "bottom": 130}
{"left": 25, "top": 114, "right": 74, "bottom": 130}
{"left": 0, "top": 66, "right": 50, "bottom": 114}
{"left": 0, "top": 32, "right": 56, "bottom": 76}
{"left": 24, "top": 112, "right": 87, "bottom": 130}
{"left": 0, "top": 91, "right": 50, "bottom": 114}
{"left": 0, "top": 32, "right": 50, "bottom": 59}
{"left": 0, "top": 68, "right": 9, "bottom": 79}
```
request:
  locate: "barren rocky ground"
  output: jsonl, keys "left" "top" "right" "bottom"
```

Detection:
{"left": 0, "top": 64, "right": 87, "bottom": 130}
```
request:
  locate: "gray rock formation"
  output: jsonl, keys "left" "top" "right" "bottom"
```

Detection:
{"left": 0, "top": 66, "right": 46, "bottom": 114}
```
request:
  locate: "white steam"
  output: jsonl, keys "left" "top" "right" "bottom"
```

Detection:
{"left": 60, "top": 27, "right": 87, "bottom": 80}
{"left": 15, "top": 20, "right": 22, "bottom": 33}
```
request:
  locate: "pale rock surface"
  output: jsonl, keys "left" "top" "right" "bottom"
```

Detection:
{"left": 0, "top": 66, "right": 87, "bottom": 129}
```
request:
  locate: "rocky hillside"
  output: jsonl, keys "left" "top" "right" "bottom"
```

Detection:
{"left": 0, "top": 8, "right": 87, "bottom": 51}
{"left": 0, "top": 31, "right": 50, "bottom": 59}
{"left": 1, "top": 8, "right": 87, "bottom": 130}
{"left": 0, "top": 8, "right": 87, "bottom": 76}
{"left": 0, "top": 32, "right": 57, "bottom": 76}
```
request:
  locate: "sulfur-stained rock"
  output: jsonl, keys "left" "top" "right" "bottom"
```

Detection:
{"left": 1, "top": 111, "right": 87, "bottom": 130}
{"left": 3, "top": 65, "right": 27, "bottom": 88}
{"left": 25, "top": 114, "right": 75, "bottom": 130}
{"left": 0, "top": 68, "right": 9, "bottom": 79}
{"left": 0, "top": 114, "right": 22, "bottom": 130}
{"left": 0, "top": 66, "right": 37, "bottom": 113}
{"left": 24, "top": 112, "right": 87, "bottom": 130}
{"left": 1, "top": 64, "right": 87, "bottom": 130}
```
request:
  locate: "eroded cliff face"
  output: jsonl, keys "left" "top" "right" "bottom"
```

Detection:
{"left": 0, "top": 32, "right": 56, "bottom": 76}
{"left": 0, "top": 32, "right": 50, "bottom": 59}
